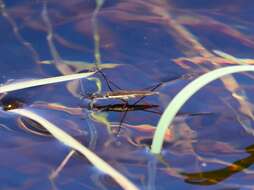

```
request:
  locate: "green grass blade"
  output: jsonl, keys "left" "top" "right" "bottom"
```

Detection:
{"left": 0, "top": 72, "right": 95, "bottom": 93}
{"left": 151, "top": 65, "right": 254, "bottom": 154}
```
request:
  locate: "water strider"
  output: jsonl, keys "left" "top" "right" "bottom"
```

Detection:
{"left": 80, "top": 70, "right": 163, "bottom": 134}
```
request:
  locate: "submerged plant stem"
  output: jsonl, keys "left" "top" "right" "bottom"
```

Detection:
{"left": 92, "top": 0, "right": 105, "bottom": 66}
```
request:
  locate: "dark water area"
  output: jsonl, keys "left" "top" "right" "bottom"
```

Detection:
{"left": 1, "top": 0, "right": 254, "bottom": 189}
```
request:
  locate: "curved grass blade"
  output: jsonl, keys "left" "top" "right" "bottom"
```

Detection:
{"left": 0, "top": 72, "right": 95, "bottom": 93}
{"left": 10, "top": 108, "right": 139, "bottom": 190}
{"left": 151, "top": 65, "right": 254, "bottom": 154}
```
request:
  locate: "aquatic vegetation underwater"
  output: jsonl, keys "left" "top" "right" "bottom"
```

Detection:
{"left": 1, "top": 0, "right": 254, "bottom": 189}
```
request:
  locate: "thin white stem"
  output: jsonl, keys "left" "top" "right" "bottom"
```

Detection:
{"left": 10, "top": 108, "right": 139, "bottom": 190}
{"left": 0, "top": 72, "right": 94, "bottom": 93}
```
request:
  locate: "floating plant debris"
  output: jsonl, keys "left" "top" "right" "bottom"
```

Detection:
{"left": 1, "top": 98, "right": 24, "bottom": 111}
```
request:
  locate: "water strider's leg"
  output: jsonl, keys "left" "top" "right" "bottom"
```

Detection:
{"left": 133, "top": 82, "right": 162, "bottom": 105}
{"left": 115, "top": 104, "right": 129, "bottom": 136}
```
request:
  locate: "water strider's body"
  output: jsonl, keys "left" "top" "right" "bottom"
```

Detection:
{"left": 89, "top": 90, "right": 159, "bottom": 101}
{"left": 85, "top": 90, "right": 160, "bottom": 115}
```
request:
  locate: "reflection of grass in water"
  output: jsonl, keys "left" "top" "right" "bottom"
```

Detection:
{"left": 181, "top": 143, "right": 254, "bottom": 185}
{"left": 0, "top": 0, "right": 40, "bottom": 64}
{"left": 42, "top": 0, "right": 74, "bottom": 75}
{"left": 93, "top": 0, "right": 105, "bottom": 66}
{"left": 151, "top": 65, "right": 254, "bottom": 154}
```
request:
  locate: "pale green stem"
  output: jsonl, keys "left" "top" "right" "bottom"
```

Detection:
{"left": 151, "top": 65, "right": 254, "bottom": 154}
